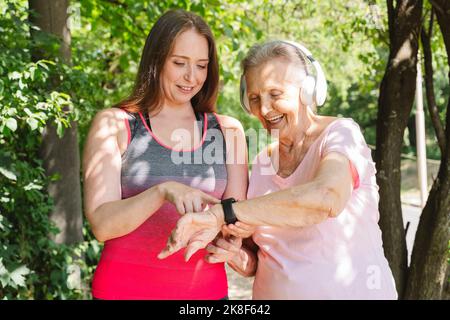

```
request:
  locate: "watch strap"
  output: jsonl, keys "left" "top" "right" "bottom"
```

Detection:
{"left": 221, "top": 198, "right": 237, "bottom": 225}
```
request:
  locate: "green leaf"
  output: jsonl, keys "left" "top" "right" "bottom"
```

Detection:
{"left": 18, "top": 78, "right": 26, "bottom": 90}
{"left": 26, "top": 117, "right": 39, "bottom": 131}
{"left": 29, "top": 66, "right": 36, "bottom": 80}
{"left": 0, "top": 167, "right": 17, "bottom": 181}
{"left": 36, "top": 102, "right": 47, "bottom": 110}
{"left": 5, "top": 118, "right": 17, "bottom": 132}
{"left": 206, "top": 0, "right": 221, "bottom": 6}
{"left": 56, "top": 121, "right": 64, "bottom": 138}
{"left": 24, "top": 182, "right": 42, "bottom": 191}
{"left": 9, "top": 265, "right": 30, "bottom": 288}
{"left": 8, "top": 71, "right": 21, "bottom": 80}
{"left": 50, "top": 173, "right": 62, "bottom": 181}
{"left": 0, "top": 258, "right": 9, "bottom": 287}
{"left": 37, "top": 59, "right": 56, "bottom": 68}
{"left": 1, "top": 197, "right": 11, "bottom": 203}
{"left": 6, "top": 108, "right": 17, "bottom": 117}
{"left": 58, "top": 92, "right": 71, "bottom": 100}
{"left": 24, "top": 108, "right": 33, "bottom": 117}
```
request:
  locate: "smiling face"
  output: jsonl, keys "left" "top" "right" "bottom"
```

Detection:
{"left": 160, "top": 28, "right": 209, "bottom": 108}
{"left": 245, "top": 57, "right": 307, "bottom": 138}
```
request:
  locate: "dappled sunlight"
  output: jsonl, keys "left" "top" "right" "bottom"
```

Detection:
{"left": 336, "top": 211, "right": 357, "bottom": 239}
{"left": 127, "top": 134, "right": 153, "bottom": 159}
{"left": 333, "top": 244, "right": 356, "bottom": 286}
{"left": 129, "top": 160, "right": 151, "bottom": 186}
{"left": 189, "top": 167, "right": 217, "bottom": 191}
{"left": 393, "top": 38, "right": 414, "bottom": 67}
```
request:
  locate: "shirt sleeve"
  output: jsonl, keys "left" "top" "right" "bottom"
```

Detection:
{"left": 322, "top": 119, "right": 376, "bottom": 187}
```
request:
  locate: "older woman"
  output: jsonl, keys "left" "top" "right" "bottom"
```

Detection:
{"left": 158, "top": 40, "right": 397, "bottom": 300}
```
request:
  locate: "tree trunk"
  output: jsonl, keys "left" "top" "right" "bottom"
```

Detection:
{"left": 405, "top": 135, "right": 450, "bottom": 299}
{"left": 404, "top": 0, "right": 450, "bottom": 299}
{"left": 375, "top": 0, "right": 423, "bottom": 297}
{"left": 445, "top": 265, "right": 450, "bottom": 300}
{"left": 28, "top": 0, "right": 83, "bottom": 244}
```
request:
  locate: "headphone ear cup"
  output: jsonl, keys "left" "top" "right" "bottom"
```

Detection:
{"left": 312, "top": 60, "right": 327, "bottom": 106}
{"left": 240, "top": 75, "right": 251, "bottom": 114}
{"left": 300, "top": 76, "right": 315, "bottom": 106}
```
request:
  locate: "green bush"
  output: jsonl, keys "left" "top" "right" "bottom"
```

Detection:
{"left": 0, "top": 0, "right": 100, "bottom": 299}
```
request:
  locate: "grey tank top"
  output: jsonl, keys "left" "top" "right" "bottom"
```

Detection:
{"left": 120, "top": 111, "right": 228, "bottom": 200}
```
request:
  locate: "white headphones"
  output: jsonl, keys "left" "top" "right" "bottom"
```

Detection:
{"left": 240, "top": 40, "right": 327, "bottom": 114}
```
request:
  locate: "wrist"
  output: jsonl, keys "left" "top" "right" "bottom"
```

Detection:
{"left": 221, "top": 198, "right": 238, "bottom": 225}
{"left": 209, "top": 204, "right": 225, "bottom": 227}
{"left": 156, "top": 182, "right": 167, "bottom": 200}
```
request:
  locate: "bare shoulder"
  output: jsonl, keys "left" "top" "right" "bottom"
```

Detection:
{"left": 321, "top": 115, "right": 340, "bottom": 127}
{"left": 215, "top": 114, "right": 245, "bottom": 132}
{"left": 87, "top": 108, "right": 129, "bottom": 153}
{"left": 92, "top": 107, "right": 127, "bottom": 125}
{"left": 89, "top": 108, "right": 129, "bottom": 134}
{"left": 215, "top": 114, "right": 247, "bottom": 158}
{"left": 313, "top": 115, "right": 339, "bottom": 135}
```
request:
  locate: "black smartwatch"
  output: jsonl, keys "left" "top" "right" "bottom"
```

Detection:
{"left": 221, "top": 198, "right": 238, "bottom": 225}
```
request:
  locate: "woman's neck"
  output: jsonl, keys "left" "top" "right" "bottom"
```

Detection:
{"left": 150, "top": 101, "right": 195, "bottom": 120}
{"left": 278, "top": 109, "right": 319, "bottom": 154}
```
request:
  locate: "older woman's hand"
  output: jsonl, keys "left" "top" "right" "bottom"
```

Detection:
{"left": 205, "top": 235, "right": 242, "bottom": 264}
{"left": 222, "top": 222, "right": 256, "bottom": 239}
{"left": 157, "top": 206, "right": 224, "bottom": 261}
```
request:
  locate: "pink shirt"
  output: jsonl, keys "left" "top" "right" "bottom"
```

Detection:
{"left": 248, "top": 118, "right": 397, "bottom": 300}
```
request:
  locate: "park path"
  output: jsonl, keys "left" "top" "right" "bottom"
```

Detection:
{"left": 226, "top": 264, "right": 253, "bottom": 300}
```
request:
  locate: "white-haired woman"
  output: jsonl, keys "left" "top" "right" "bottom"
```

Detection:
{"left": 158, "top": 40, "right": 397, "bottom": 300}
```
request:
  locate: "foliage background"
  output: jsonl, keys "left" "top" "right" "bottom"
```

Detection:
{"left": 0, "top": 0, "right": 447, "bottom": 299}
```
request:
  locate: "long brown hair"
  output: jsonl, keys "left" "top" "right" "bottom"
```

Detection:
{"left": 117, "top": 9, "right": 219, "bottom": 114}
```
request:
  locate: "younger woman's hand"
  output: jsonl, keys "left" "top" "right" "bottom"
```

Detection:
{"left": 205, "top": 235, "right": 242, "bottom": 264}
{"left": 222, "top": 221, "right": 256, "bottom": 239}
{"left": 158, "top": 181, "right": 220, "bottom": 214}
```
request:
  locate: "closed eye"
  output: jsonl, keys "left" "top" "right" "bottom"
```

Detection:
{"left": 270, "top": 91, "right": 282, "bottom": 98}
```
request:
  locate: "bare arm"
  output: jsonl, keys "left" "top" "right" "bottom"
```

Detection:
{"left": 158, "top": 152, "right": 354, "bottom": 260}
{"left": 216, "top": 114, "right": 248, "bottom": 201}
{"left": 82, "top": 109, "right": 166, "bottom": 242}
{"left": 223, "top": 152, "right": 352, "bottom": 275}
{"left": 226, "top": 152, "right": 354, "bottom": 227}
